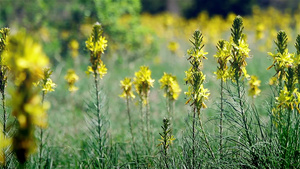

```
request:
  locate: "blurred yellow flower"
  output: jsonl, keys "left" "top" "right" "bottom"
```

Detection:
{"left": 119, "top": 77, "right": 135, "bottom": 99}
{"left": 42, "top": 79, "right": 56, "bottom": 94}
{"left": 64, "top": 69, "right": 79, "bottom": 92}
{"left": 68, "top": 39, "right": 79, "bottom": 58}
{"left": 6, "top": 31, "right": 50, "bottom": 163}
{"left": 7, "top": 32, "right": 49, "bottom": 85}
{"left": 256, "top": 23, "right": 265, "bottom": 40}
{"left": 168, "top": 41, "right": 179, "bottom": 54}
{"left": 24, "top": 95, "right": 49, "bottom": 128}
{"left": 248, "top": 75, "right": 261, "bottom": 97}
{"left": 159, "top": 73, "right": 181, "bottom": 100}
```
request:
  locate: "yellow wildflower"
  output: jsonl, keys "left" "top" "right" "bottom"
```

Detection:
{"left": 184, "top": 30, "right": 210, "bottom": 110}
{"left": 85, "top": 23, "right": 107, "bottom": 54}
{"left": 133, "top": 66, "right": 155, "bottom": 103}
{"left": 86, "top": 61, "right": 107, "bottom": 79}
{"left": 34, "top": 68, "right": 56, "bottom": 94}
{"left": 86, "top": 22, "right": 108, "bottom": 79}
{"left": 276, "top": 87, "right": 300, "bottom": 112}
{"left": 267, "top": 31, "right": 293, "bottom": 81}
{"left": 42, "top": 79, "right": 56, "bottom": 94}
{"left": 64, "top": 69, "right": 79, "bottom": 92}
{"left": 187, "top": 48, "right": 208, "bottom": 61}
{"left": 159, "top": 73, "right": 181, "bottom": 100}
{"left": 214, "top": 40, "right": 231, "bottom": 81}
{"left": 119, "top": 77, "right": 135, "bottom": 99}
{"left": 228, "top": 16, "right": 250, "bottom": 81}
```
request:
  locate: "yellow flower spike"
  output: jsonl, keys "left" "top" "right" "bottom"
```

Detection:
{"left": 64, "top": 69, "right": 79, "bottom": 92}
{"left": 133, "top": 66, "right": 155, "bottom": 103}
{"left": 120, "top": 77, "right": 135, "bottom": 99}
{"left": 159, "top": 73, "right": 181, "bottom": 100}
{"left": 85, "top": 22, "right": 107, "bottom": 54}
{"left": 86, "top": 22, "right": 108, "bottom": 79}
{"left": 86, "top": 35, "right": 107, "bottom": 54}
{"left": 214, "top": 40, "right": 231, "bottom": 81}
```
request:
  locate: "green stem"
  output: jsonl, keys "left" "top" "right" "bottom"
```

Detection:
{"left": 192, "top": 107, "right": 196, "bottom": 169}
{"left": 2, "top": 90, "right": 6, "bottom": 136}
{"left": 38, "top": 91, "right": 45, "bottom": 169}
{"left": 198, "top": 109, "right": 216, "bottom": 160}
{"left": 166, "top": 90, "right": 170, "bottom": 118}
{"left": 126, "top": 96, "right": 138, "bottom": 166}
{"left": 146, "top": 95, "right": 150, "bottom": 149}
{"left": 94, "top": 71, "right": 103, "bottom": 167}
{"left": 219, "top": 79, "right": 224, "bottom": 160}
{"left": 235, "top": 75, "right": 257, "bottom": 166}
{"left": 283, "top": 107, "right": 292, "bottom": 167}
{"left": 2, "top": 88, "right": 7, "bottom": 169}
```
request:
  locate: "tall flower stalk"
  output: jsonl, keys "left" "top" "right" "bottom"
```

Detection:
{"left": 133, "top": 66, "right": 154, "bottom": 151}
{"left": 159, "top": 72, "right": 181, "bottom": 119}
{"left": 267, "top": 31, "right": 293, "bottom": 95}
{"left": 119, "top": 77, "right": 138, "bottom": 165}
{"left": 34, "top": 68, "right": 56, "bottom": 169}
{"left": 7, "top": 31, "right": 49, "bottom": 164}
{"left": 86, "top": 22, "right": 108, "bottom": 116}
{"left": 85, "top": 22, "right": 108, "bottom": 168}
{"left": 184, "top": 30, "right": 215, "bottom": 167}
{"left": 0, "top": 27, "right": 9, "bottom": 168}
{"left": 228, "top": 16, "right": 260, "bottom": 167}
{"left": 214, "top": 39, "right": 231, "bottom": 160}
{"left": 268, "top": 31, "right": 300, "bottom": 168}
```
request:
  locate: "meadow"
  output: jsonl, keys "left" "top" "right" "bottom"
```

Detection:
{"left": 1, "top": 6, "right": 300, "bottom": 168}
